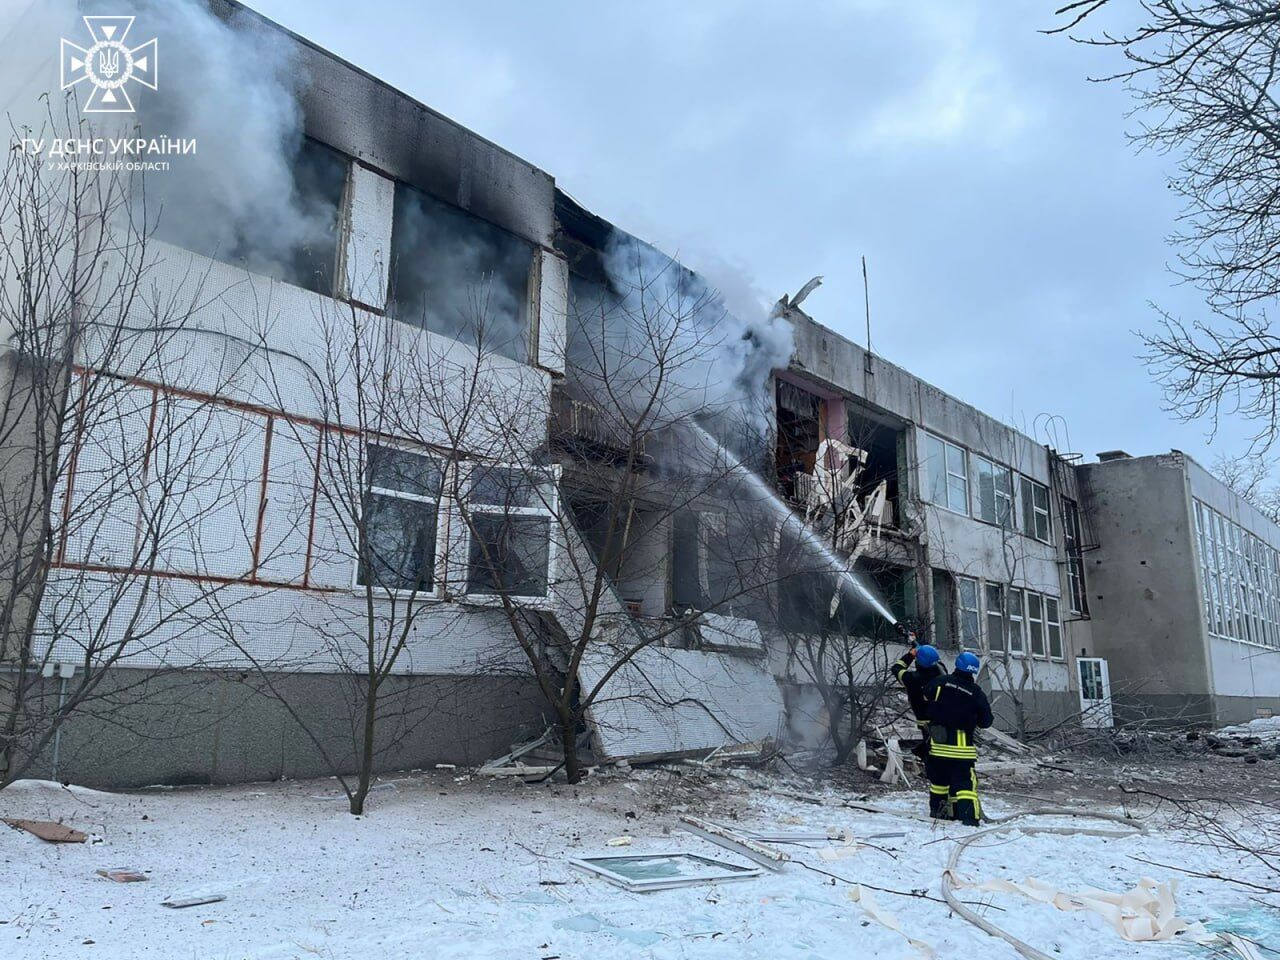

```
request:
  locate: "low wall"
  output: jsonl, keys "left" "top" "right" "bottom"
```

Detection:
{"left": 14, "top": 668, "right": 547, "bottom": 788}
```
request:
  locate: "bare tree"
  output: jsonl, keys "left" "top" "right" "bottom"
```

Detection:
{"left": 1054, "top": 1, "right": 1280, "bottom": 449}
{"left": 773, "top": 417, "right": 909, "bottom": 764}
{"left": 0, "top": 106, "right": 256, "bottom": 788}
{"left": 1212, "top": 450, "right": 1280, "bottom": 522}
{"left": 195, "top": 270, "right": 551, "bottom": 815}
{"left": 436, "top": 253, "right": 790, "bottom": 783}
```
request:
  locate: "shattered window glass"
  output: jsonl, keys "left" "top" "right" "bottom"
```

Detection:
{"left": 388, "top": 183, "right": 534, "bottom": 362}
{"left": 155, "top": 137, "right": 348, "bottom": 296}
{"left": 465, "top": 466, "right": 555, "bottom": 599}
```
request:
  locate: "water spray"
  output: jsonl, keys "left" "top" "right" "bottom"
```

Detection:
{"left": 686, "top": 422, "right": 899, "bottom": 628}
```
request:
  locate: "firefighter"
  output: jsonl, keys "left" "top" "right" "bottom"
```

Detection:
{"left": 924, "top": 651, "right": 993, "bottom": 826}
{"left": 889, "top": 637, "right": 947, "bottom": 737}
{"left": 889, "top": 635, "right": 949, "bottom": 817}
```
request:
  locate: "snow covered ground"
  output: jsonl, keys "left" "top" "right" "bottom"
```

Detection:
{"left": 1, "top": 765, "right": 1276, "bottom": 960}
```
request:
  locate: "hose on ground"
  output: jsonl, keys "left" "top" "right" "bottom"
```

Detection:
{"left": 939, "top": 807, "right": 1147, "bottom": 960}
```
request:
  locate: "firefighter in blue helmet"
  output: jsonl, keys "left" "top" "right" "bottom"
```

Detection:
{"left": 889, "top": 629, "right": 949, "bottom": 817}
{"left": 923, "top": 651, "right": 993, "bottom": 825}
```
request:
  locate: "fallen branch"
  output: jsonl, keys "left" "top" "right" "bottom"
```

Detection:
{"left": 1126, "top": 855, "right": 1280, "bottom": 895}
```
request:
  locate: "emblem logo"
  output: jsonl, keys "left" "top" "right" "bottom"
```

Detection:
{"left": 60, "top": 16, "right": 158, "bottom": 114}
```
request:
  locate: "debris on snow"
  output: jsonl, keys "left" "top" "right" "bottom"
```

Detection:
{"left": 569, "top": 852, "right": 763, "bottom": 892}
{"left": 96, "top": 868, "right": 149, "bottom": 883}
{"left": 3, "top": 819, "right": 87, "bottom": 843}
{"left": 161, "top": 894, "right": 225, "bottom": 909}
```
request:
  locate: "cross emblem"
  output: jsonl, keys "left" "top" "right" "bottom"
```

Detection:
{"left": 60, "top": 16, "right": 158, "bottom": 114}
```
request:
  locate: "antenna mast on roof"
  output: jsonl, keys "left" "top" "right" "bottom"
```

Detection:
{"left": 862, "top": 255, "right": 872, "bottom": 356}
{"left": 862, "top": 256, "right": 875, "bottom": 379}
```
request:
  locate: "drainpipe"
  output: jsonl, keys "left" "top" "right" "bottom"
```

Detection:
{"left": 50, "top": 674, "right": 68, "bottom": 781}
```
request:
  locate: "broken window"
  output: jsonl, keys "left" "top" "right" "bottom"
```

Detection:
{"left": 1062, "top": 496, "right": 1088, "bottom": 615}
{"left": 848, "top": 405, "right": 902, "bottom": 525}
{"left": 985, "top": 582, "right": 1005, "bottom": 653}
{"left": 1020, "top": 477, "right": 1051, "bottom": 543}
{"left": 1006, "top": 587, "right": 1026, "bottom": 655}
{"left": 924, "top": 433, "right": 968, "bottom": 515}
{"left": 775, "top": 380, "right": 823, "bottom": 503}
{"left": 1046, "top": 596, "right": 1064, "bottom": 659}
{"left": 931, "top": 570, "right": 955, "bottom": 647}
{"left": 465, "top": 466, "right": 554, "bottom": 598}
{"left": 388, "top": 183, "right": 534, "bottom": 362}
{"left": 156, "top": 137, "right": 349, "bottom": 296}
{"left": 358, "top": 445, "right": 443, "bottom": 592}
{"left": 671, "top": 509, "right": 704, "bottom": 610}
{"left": 957, "top": 577, "right": 980, "bottom": 649}
{"left": 570, "top": 853, "right": 761, "bottom": 892}
{"left": 971, "top": 456, "right": 1013, "bottom": 527}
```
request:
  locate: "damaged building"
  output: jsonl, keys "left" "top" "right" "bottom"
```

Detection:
{"left": 3, "top": 0, "right": 1277, "bottom": 789}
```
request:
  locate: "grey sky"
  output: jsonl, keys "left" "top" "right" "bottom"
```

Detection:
{"left": 253, "top": 0, "right": 1236, "bottom": 464}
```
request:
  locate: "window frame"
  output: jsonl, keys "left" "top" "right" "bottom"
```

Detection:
{"left": 924, "top": 432, "right": 969, "bottom": 516}
{"left": 1006, "top": 586, "right": 1026, "bottom": 656}
{"left": 957, "top": 576, "right": 980, "bottom": 650}
{"left": 1061, "top": 496, "right": 1088, "bottom": 615}
{"left": 1046, "top": 595, "right": 1064, "bottom": 660}
{"left": 971, "top": 455, "right": 1014, "bottom": 528}
{"left": 1027, "top": 591, "right": 1047, "bottom": 657}
{"left": 386, "top": 179, "right": 536, "bottom": 363}
{"left": 1194, "top": 497, "right": 1280, "bottom": 650}
{"left": 354, "top": 441, "right": 448, "bottom": 599}
{"left": 1020, "top": 476, "right": 1052, "bottom": 544}
{"left": 461, "top": 463, "right": 559, "bottom": 604}
{"left": 984, "top": 582, "right": 1006, "bottom": 654}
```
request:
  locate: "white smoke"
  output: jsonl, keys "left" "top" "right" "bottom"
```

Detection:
{"left": 0, "top": 0, "right": 320, "bottom": 273}
{"left": 579, "top": 232, "right": 794, "bottom": 436}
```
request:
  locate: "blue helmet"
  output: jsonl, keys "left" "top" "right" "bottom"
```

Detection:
{"left": 956, "top": 651, "right": 981, "bottom": 675}
{"left": 915, "top": 644, "right": 940, "bottom": 668}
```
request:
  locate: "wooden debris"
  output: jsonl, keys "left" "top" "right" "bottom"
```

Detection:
{"left": 679, "top": 815, "right": 790, "bottom": 871}
{"left": 96, "top": 868, "right": 148, "bottom": 883}
{"left": 4, "top": 819, "right": 87, "bottom": 843}
{"left": 162, "top": 894, "right": 225, "bottom": 909}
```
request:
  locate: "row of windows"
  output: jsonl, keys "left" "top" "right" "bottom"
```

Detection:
{"left": 1193, "top": 499, "right": 1280, "bottom": 649}
{"left": 953, "top": 577, "right": 1064, "bottom": 659}
{"left": 359, "top": 445, "right": 554, "bottom": 599}
{"left": 923, "top": 434, "right": 1052, "bottom": 543}
{"left": 158, "top": 138, "right": 536, "bottom": 364}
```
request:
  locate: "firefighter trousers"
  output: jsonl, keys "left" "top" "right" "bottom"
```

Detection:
{"left": 927, "top": 728, "right": 982, "bottom": 825}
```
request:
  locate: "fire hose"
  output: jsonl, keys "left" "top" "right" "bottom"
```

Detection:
{"left": 939, "top": 808, "right": 1263, "bottom": 960}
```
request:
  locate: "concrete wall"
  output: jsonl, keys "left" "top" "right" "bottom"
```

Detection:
{"left": 1076, "top": 454, "right": 1214, "bottom": 723}
{"left": 1185, "top": 457, "right": 1280, "bottom": 720}
{"left": 214, "top": 1, "right": 555, "bottom": 251}
{"left": 11, "top": 3, "right": 572, "bottom": 787}
{"left": 786, "top": 311, "right": 1083, "bottom": 725}
{"left": 19, "top": 668, "right": 546, "bottom": 788}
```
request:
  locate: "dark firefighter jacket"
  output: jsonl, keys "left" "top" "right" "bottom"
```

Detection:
{"left": 922, "top": 669, "right": 994, "bottom": 739}
{"left": 890, "top": 650, "right": 947, "bottom": 724}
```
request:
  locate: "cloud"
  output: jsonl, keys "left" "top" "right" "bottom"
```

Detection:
{"left": 852, "top": 52, "right": 1031, "bottom": 152}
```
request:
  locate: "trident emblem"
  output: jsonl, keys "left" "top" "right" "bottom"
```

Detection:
{"left": 60, "top": 16, "right": 158, "bottom": 114}
{"left": 97, "top": 48, "right": 121, "bottom": 80}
